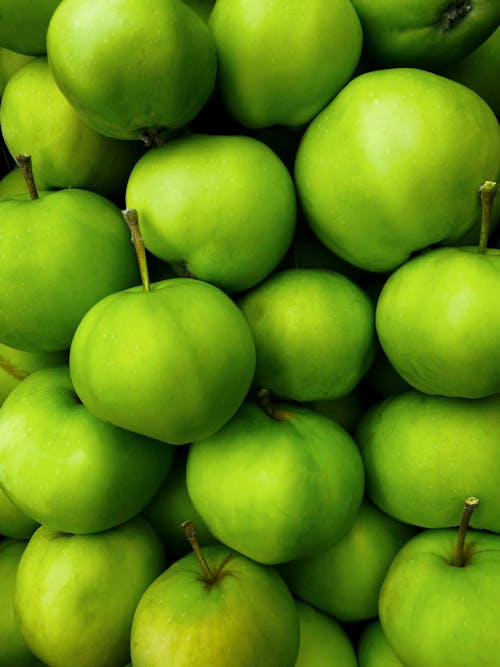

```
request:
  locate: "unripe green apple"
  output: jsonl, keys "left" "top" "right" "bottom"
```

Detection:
{"left": 0, "top": 48, "right": 32, "bottom": 95}
{"left": 0, "top": 0, "right": 61, "bottom": 55}
{"left": 357, "top": 620, "right": 405, "bottom": 667}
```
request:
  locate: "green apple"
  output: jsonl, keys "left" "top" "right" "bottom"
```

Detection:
{"left": 1, "top": 57, "right": 143, "bottom": 195}
{"left": 125, "top": 133, "right": 296, "bottom": 292}
{"left": 349, "top": 0, "right": 500, "bottom": 68}
{"left": 309, "top": 387, "right": 367, "bottom": 434}
{"left": 0, "top": 365, "right": 175, "bottom": 534}
{"left": 14, "top": 517, "right": 166, "bottom": 667}
{"left": 182, "top": 0, "right": 215, "bottom": 21}
{"left": 69, "top": 217, "right": 256, "bottom": 445}
{"left": 0, "top": 340, "right": 66, "bottom": 405}
{"left": 47, "top": 0, "right": 217, "bottom": 141}
{"left": 0, "top": 168, "right": 50, "bottom": 199}
{"left": 0, "top": 490, "right": 38, "bottom": 540}
{"left": 280, "top": 499, "right": 417, "bottom": 623}
{"left": 238, "top": 268, "right": 376, "bottom": 402}
{"left": 379, "top": 499, "right": 500, "bottom": 666}
{"left": 208, "top": 0, "right": 363, "bottom": 129}
{"left": 0, "top": 0, "right": 61, "bottom": 55}
{"left": 0, "top": 48, "right": 32, "bottom": 96}
{"left": 0, "top": 175, "right": 140, "bottom": 353}
{"left": 439, "top": 25, "right": 500, "bottom": 115}
{"left": 130, "top": 525, "right": 300, "bottom": 666}
{"left": 295, "top": 68, "right": 500, "bottom": 272}
{"left": 186, "top": 399, "right": 365, "bottom": 565}
{"left": 142, "top": 448, "right": 218, "bottom": 560}
{"left": 356, "top": 389, "right": 500, "bottom": 532}
{"left": 294, "top": 600, "right": 357, "bottom": 667}
{"left": 0, "top": 540, "right": 43, "bottom": 667}
{"left": 357, "top": 620, "right": 405, "bottom": 667}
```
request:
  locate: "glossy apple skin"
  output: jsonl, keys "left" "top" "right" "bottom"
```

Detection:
{"left": 0, "top": 189, "right": 139, "bottom": 353}
{"left": 69, "top": 278, "right": 256, "bottom": 445}
{"left": 379, "top": 527, "right": 500, "bottom": 667}
{"left": 14, "top": 517, "right": 166, "bottom": 667}
{"left": 357, "top": 620, "right": 405, "bottom": 667}
{"left": 209, "top": 0, "right": 362, "bottom": 128}
{"left": 295, "top": 68, "right": 500, "bottom": 272}
{"left": 281, "top": 499, "right": 417, "bottom": 622}
{"left": 186, "top": 401, "right": 365, "bottom": 565}
{"left": 130, "top": 544, "right": 300, "bottom": 667}
{"left": 125, "top": 133, "right": 296, "bottom": 292}
{"left": 238, "top": 268, "right": 376, "bottom": 402}
{"left": 0, "top": 490, "right": 38, "bottom": 540}
{"left": 0, "top": 540, "right": 42, "bottom": 667}
{"left": 349, "top": 0, "right": 500, "bottom": 68}
{"left": 0, "top": 0, "right": 61, "bottom": 55}
{"left": 0, "top": 57, "right": 143, "bottom": 195}
{"left": 0, "top": 366, "right": 174, "bottom": 534}
{"left": 294, "top": 600, "right": 357, "bottom": 667}
{"left": 376, "top": 246, "right": 500, "bottom": 398}
{"left": 47, "top": 0, "right": 217, "bottom": 140}
{"left": 356, "top": 390, "right": 500, "bottom": 532}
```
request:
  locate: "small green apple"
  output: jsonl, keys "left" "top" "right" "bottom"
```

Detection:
{"left": 0, "top": 490, "right": 38, "bottom": 540}
{"left": 0, "top": 365, "right": 175, "bottom": 534}
{"left": 356, "top": 389, "right": 500, "bottom": 532}
{"left": 47, "top": 0, "right": 217, "bottom": 140}
{"left": 1, "top": 57, "right": 143, "bottom": 195}
{"left": 281, "top": 499, "right": 417, "bottom": 623}
{"left": 349, "top": 0, "right": 500, "bottom": 68}
{"left": 357, "top": 620, "right": 405, "bottom": 667}
{"left": 125, "top": 133, "right": 296, "bottom": 292}
{"left": 130, "top": 524, "right": 300, "bottom": 666}
{"left": 0, "top": 48, "right": 32, "bottom": 95}
{"left": 0, "top": 0, "right": 61, "bottom": 55}
{"left": 186, "top": 399, "right": 365, "bottom": 565}
{"left": 14, "top": 517, "right": 166, "bottom": 667}
{"left": 295, "top": 68, "right": 500, "bottom": 272}
{"left": 238, "top": 268, "right": 376, "bottom": 402}
{"left": 294, "top": 600, "right": 357, "bottom": 667}
{"left": 0, "top": 168, "right": 50, "bottom": 199}
{"left": 209, "top": 0, "right": 363, "bottom": 128}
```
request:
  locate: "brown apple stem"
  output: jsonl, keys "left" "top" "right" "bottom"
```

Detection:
{"left": 16, "top": 153, "right": 39, "bottom": 200}
{"left": 478, "top": 181, "right": 498, "bottom": 254}
{"left": 182, "top": 521, "right": 216, "bottom": 584}
{"left": 256, "top": 387, "right": 291, "bottom": 421}
{"left": 122, "top": 208, "right": 151, "bottom": 293}
{"left": 452, "top": 496, "right": 479, "bottom": 567}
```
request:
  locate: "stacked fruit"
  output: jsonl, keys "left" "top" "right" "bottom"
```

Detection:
{"left": 0, "top": 1, "right": 499, "bottom": 666}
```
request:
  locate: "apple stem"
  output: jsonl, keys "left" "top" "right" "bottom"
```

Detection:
{"left": 182, "top": 520, "right": 216, "bottom": 584}
{"left": 122, "top": 208, "right": 151, "bottom": 292}
{"left": 256, "top": 388, "right": 291, "bottom": 421}
{"left": 452, "top": 496, "right": 479, "bottom": 567}
{"left": 478, "top": 181, "right": 498, "bottom": 254}
{"left": 16, "top": 153, "right": 39, "bottom": 200}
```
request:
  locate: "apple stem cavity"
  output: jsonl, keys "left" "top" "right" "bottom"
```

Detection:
{"left": 451, "top": 496, "right": 479, "bottom": 567}
{"left": 256, "top": 388, "right": 292, "bottom": 421}
{"left": 478, "top": 181, "right": 498, "bottom": 254}
{"left": 16, "top": 153, "right": 39, "bottom": 200}
{"left": 122, "top": 208, "right": 151, "bottom": 292}
{"left": 439, "top": 1, "right": 471, "bottom": 32}
{"left": 182, "top": 520, "right": 217, "bottom": 584}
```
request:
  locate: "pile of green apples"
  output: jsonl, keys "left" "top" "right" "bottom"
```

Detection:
{"left": 0, "top": 0, "right": 499, "bottom": 665}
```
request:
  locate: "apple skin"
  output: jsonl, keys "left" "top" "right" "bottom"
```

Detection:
{"left": 0, "top": 365, "right": 175, "bottom": 534}
{"left": 280, "top": 499, "right": 417, "bottom": 623}
{"left": 1, "top": 57, "right": 144, "bottom": 196}
{"left": 0, "top": 188, "right": 139, "bottom": 353}
{"left": 379, "top": 527, "right": 500, "bottom": 667}
{"left": 14, "top": 517, "right": 166, "bottom": 667}
{"left": 376, "top": 246, "right": 500, "bottom": 398}
{"left": 125, "top": 133, "right": 296, "bottom": 293}
{"left": 47, "top": 0, "right": 217, "bottom": 140}
{"left": 0, "top": 168, "right": 50, "bottom": 198}
{"left": 130, "top": 544, "right": 300, "bottom": 667}
{"left": 69, "top": 277, "right": 256, "bottom": 445}
{"left": 0, "top": 48, "right": 32, "bottom": 95}
{"left": 295, "top": 68, "right": 500, "bottom": 272}
{"left": 238, "top": 268, "right": 376, "bottom": 402}
{"left": 356, "top": 390, "right": 500, "bottom": 532}
{"left": 357, "top": 620, "right": 405, "bottom": 667}
{"left": 182, "top": 0, "right": 215, "bottom": 21}
{"left": 294, "top": 600, "right": 357, "bottom": 667}
{"left": 0, "top": 490, "right": 38, "bottom": 540}
{"left": 186, "top": 400, "right": 365, "bottom": 565}
{"left": 349, "top": 0, "right": 500, "bottom": 68}
{"left": 0, "top": 0, "right": 61, "bottom": 55}
{"left": 0, "top": 539, "right": 44, "bottom": 667}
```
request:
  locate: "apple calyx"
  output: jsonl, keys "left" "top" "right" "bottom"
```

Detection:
{"left": 170, "top": 260, "right": 197, "bottom": 280}
{"left": 439, "top": 1, "right": 471, "bottom": 32}
{"left": 256, "top": 388, "right": 292, "bottom": 421}
{"left": 182, "top": 520, "right": 234, "bottom": 588}
{"left": 450, "top": 496, "right": 479, "bottom": 567}
{"left": 16, "top": 153, "right": 39, "bottom": 200}
{"left": 478, "top": 181, "right": 498, "bottom": 254}
{"left": 122, "top": 208, "right": 151, "bottom": 292}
